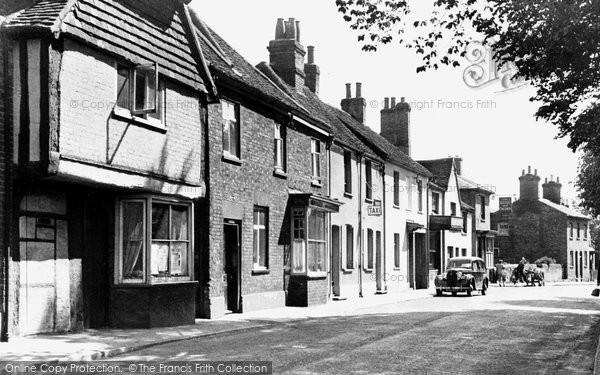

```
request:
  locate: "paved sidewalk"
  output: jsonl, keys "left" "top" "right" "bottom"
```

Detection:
{"left": 0, "top": 288, "right": 434, "bottom": 362}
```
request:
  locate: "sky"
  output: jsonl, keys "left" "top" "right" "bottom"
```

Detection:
{"left": 191, "top": 0, "right": 583, "bottom": 211}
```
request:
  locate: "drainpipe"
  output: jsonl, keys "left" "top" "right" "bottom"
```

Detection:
{"left": 380, "top": 163, "right": 387, "bottom": 293}
{"left": 358, "top": 153, "right": 364, "bottom": 298}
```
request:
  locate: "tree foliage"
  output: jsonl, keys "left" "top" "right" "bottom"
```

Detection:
{"left": 337, "top": 0, "right": 600, "bottom": 213}
{"left": 336, "top": 0, "right": 600, "bottom": 151}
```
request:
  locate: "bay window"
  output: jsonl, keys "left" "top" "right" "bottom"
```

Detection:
{"left": 117, "top": 197, "right": 192, "bottom": 284}
{"left": 291, "top": 208, "right": 328, "bottom": 276}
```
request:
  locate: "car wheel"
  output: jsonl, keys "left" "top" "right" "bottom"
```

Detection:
{"left": 451, "top": 291, "right": 457, "bottom": 296}
{"left": 436, "top": 289, "right": 442, "bottom": 296}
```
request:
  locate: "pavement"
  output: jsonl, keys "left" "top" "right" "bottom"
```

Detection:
{"left": 0, "top": 287, "right": 434, "bottom": 362}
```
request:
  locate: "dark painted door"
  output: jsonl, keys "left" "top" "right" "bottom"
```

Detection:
{"left": 224, "top": 221, "right": 241, "bottom": 313}
{"left": 83, "top": 194, "right": 110, "bottom": 328}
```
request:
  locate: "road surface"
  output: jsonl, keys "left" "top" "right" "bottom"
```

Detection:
{"left": 108, "top": 284, "right": 600, "bottom": 374}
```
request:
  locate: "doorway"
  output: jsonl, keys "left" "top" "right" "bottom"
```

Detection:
{"left": 331, "top": 225, "right": 340, "bottom": 297}
{"left": 223, "top": 220, "right": 241, "bottom": 313}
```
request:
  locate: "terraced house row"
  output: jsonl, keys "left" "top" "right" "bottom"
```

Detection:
{"left": 0, "top": 0, "right": 496, "bottom": 340}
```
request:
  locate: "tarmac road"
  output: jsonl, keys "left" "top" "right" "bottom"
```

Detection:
{"left": 109, "top": 284, "right": 600, "bottom": 374}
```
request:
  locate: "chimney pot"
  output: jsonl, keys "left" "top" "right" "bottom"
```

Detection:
{"left": 384, "top": 98, "right": 389, "bottom": 109}
{"left": 527, "top": 166, "right": 531, "bottom": 174}
{"left": 391, "top": 97, "right": 396, "bottom": 108}
{"left": 275, "top": 18, "right": 285, "bottom": 39}
{"left": 401, "top": 97, "right": 405, "bottom": 103}
{"left": 557, "top": 176, "right": 560, "bottom": 183}
{"left": 535, "top": 169, "right": 538, "bottom": 176}
{"left": 545, "top": 178, "right": 548, "bottom": 183}
{"left": 522, "top": 169, "right": 525, "bottom": 176}
{"left": 295, "top": 20, "right": 301, "bottom": 42}
{"left": 307, "top": 46, "right": 315, "bottom": 64}
{"left": 356, "top": 82, "right": 362, "bottom": 98}
{"left": 345, "top": 83, "right": 351, "bottom": 99}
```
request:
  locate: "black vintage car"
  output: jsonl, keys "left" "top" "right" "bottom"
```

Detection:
{"left": 434, "top": 256, "right": 489, "bottom": 297}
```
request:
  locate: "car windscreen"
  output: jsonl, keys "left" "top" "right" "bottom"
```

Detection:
{"left": 447, "top": 260, "right": 472, "bottom": 269}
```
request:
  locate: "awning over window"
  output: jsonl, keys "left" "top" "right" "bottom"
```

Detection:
{"left": 289, "top": 191, "right": 343, "bottom": 213}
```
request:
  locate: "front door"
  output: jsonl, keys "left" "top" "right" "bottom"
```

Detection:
{"left": 223, "top": 221, "right": 241, "bottom": 313}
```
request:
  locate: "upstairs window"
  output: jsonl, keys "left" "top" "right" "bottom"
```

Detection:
{"left": 479, "top": 195, "right": 486, "bottom": 220}
{"left": 274, "top": 124, "right": 286, "bottom": 172}
{"left": 577, "top": 223, "right": 581, "bottom": 239}
{"left": 569, "top": 222, "right": 574, "bottom": 239}
{"left": 432, "top": 192, "right": 440, "bottom": 214}
{"left": 450, "top": 202, "right": 457, "bottom": 217}
{"left": 462, "top": 211, "right": 468, "bottom": 233}
{"left": 311, "top": 139, "right": 321, "bottom": 181}
{"left": 344, "top": 151, "right": 352, "bottom": 195}
{"left": 365, "top": 160, "right": 373, "bottom": 201}
{"left": 393, "top": 171, "right": 400, "bottom": 207}
{"left": 584, "top": 224, "right": 588, "bottom": 240}
{"left": 222, "top": 100, "right": 241, "bottom": 159}
{"left": 407, "top": 179, "right": 413, "bottom": 211}
{"left": 498, "top": 223, "right": 509, "bottom": 236}
{"left": 117, "top": 62, "right": 164, "bottom": 123}
{"left": 417, "top": 180, "right": 423, "bottom": 212}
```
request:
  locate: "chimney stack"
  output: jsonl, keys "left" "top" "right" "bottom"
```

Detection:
{"left": 341, "top": 82, "right": 367, "bottom": 124}
{"left": 268, "top": 18, "right": 306, "bottom": 91}
{"left": 454, "top": 156, "right": 463, "bottom": 176}
{"left": 519, "top": 166, "right": 541, "bottom": 201}
{"left": 542, "top": 175, "right": 562, "bottom": 204}
{"left": 380, "top": 95, "right": 411, "bottom": 156}
{"left": 304, "top": 45, "right": 320, "bottom": 95}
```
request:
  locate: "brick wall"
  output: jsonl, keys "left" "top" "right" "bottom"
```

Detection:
{"left": 203, "top": 88, "right": 328, "bottom": 316}
{"left": 59, "top": 39, "right": 203, "bottom": 185}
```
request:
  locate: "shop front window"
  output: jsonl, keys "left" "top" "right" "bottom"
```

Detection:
{"left": 118, "top": 197, "right": 192, "bottom": 284}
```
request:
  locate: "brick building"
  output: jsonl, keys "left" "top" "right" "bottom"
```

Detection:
{"left": 491, "top": 167, "right": 595, "bottom": 281}
{"left": 0, "top": 0, "right": 215, "bottom": 338}
{"left": 196, "top": 17, "right": 341, "bottom": 316}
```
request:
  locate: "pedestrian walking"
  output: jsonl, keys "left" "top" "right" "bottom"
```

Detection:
{"left": 495, "top": 260, "right": 506, "bottom": 287}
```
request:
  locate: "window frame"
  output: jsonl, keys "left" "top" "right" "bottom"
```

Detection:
{"left": 115, "top": 196, "right": 193, "bottom": 285}
{"left": 393, "top": 171, "right": 400, "bottom": 207}
{"left": 366, "top": 228, "right": 374, "bottom": 270}
{"left": 222, "top": 99, "right": 241, "bottom": 160}
{"left": 344, "top": 151, "right": 353, "bottom": 195}
{"left": 274, "top": 123, "right": 287, "bottom": 173}
{"left": 462, "top": 211, "right": 468, "bottom": 234}
{"left": 479, "top": 195, "right": 486, "bottom": 220}
{"left": 569, "top": 222, "right": 574, "bottom": 239}
{"left": 345, "top": 224, "right": 354, "bottom": 270}
{"left": 577, "top": 222, "right": 581, "bottom": 240}
{"left": 450, "top": 202, "right": 457, "bottom": 217}
{"left": 311, "top": 139, "right": 322, "bottom": 182}
{"left": 115, "top": 62, "right": 165, "bottom": 129}
{"left": 365, "top": 160, "right": 373, "bottom": 201}
{"left": 253, "top": 206, "right": 269, "bottom": 271}
{"left": 394, "top": 233, "right": 401, "bottom": 269}
{"left": 432, "top": 192, "right": 440, "bottom": 214}
{"left": 498, "top": 223, "right": 509, "bottom": 236}
{"left": 417, "top": 180, "right": 423, "bottom": 212}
